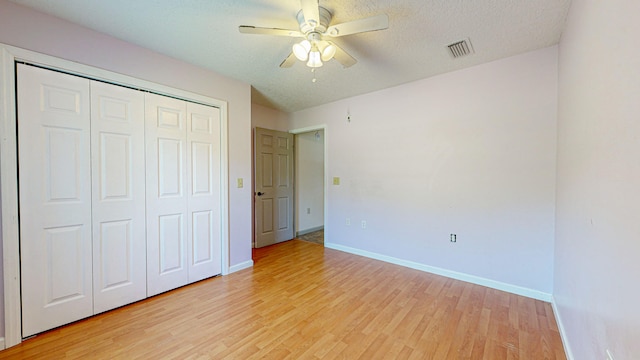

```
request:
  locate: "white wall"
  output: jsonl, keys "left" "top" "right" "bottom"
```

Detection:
{"left": 252, "top": 103, "right": 289, "bottom": 132}
{"left": 554, "top": 0, "right": 640, "bottom": 359}
{"left": 289, "top": 46, "right": 558, "bottom": 296}
{"left": 0, "top": 1, "right": 253, "bottom": 339}
{"left": 295, "top": 131, "right": 324, "bottom": 234}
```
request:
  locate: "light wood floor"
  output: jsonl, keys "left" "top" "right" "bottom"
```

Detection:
{"left": 0, "top": 240, "right": 566, "bottom": 359}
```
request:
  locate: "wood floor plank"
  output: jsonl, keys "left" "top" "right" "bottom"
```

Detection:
{"left": 0, "top": 240, "right": 566, "bottom": 359}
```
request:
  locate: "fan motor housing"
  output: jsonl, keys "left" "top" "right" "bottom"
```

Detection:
{"left": 297, "top": 6, "right": 332, "bottom": 34}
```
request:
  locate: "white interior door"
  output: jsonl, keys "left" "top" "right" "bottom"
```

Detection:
{"left": 145, "top": 93, "right": 189, "bottom": 296}
{"left": 186, "top": 102, "right": 222, "bottom": 282}
{"left": 254, "top": 127, "right": 294, "bottom": 248}
{"left": 18, "top": 64, "right": 93, "bottom": 337}
{"left": 90, "top": 80, "right": 146, "bottom": 313}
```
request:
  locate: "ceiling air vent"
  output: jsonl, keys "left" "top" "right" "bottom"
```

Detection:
{"left": 447, "top": 39, "right": 474, "bottom": 58}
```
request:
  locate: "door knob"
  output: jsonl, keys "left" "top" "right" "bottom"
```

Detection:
{"left": 257, "top": 191, "right": 265, "bottom": 196}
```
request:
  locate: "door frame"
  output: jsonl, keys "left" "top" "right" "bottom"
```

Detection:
{"left": 289, "top": 125, "right": 328, "bottom": 244}
{"left": 0, "top": 43, "right": 230, "bottom": 348}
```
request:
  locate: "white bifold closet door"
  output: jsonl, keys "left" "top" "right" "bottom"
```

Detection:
{"left": 18, "top": 64, "right": 221, "bottom": 337}
{"left": 90, "top": 81, "right": 146, "bottom": 314}
{"left": 18, "top": 64, "right": 94, "bottom": 337}
{"left": 18, "top": 64, "right": 147, "bottom": 337}
{"left": 186, "top": 102, "right": 221, "bottom": 283}
{"left": 145, "top": 94, "right": 221, "bottom": 297}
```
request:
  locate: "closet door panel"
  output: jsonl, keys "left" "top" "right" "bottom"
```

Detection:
{"left": 90, "top": 81, "right": 146, "bottom": 313}
{"left": 146, "top": 93, "right": 189, "bottom": 296}
{"left": 187, "top": 102, "right": 221, "bottom": 283}
{"left": 158, "top": 213, "right": 184, "bottom": 272}
{"left": 18, "top": 64, "right": 93, "bottom": 337}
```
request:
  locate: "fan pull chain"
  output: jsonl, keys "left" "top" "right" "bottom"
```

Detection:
{"left": 311, "top": 68, "right": 317, "bottom": 83}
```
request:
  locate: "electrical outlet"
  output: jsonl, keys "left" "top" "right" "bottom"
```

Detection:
{"left": 361, "top": 220, "right": 367, "bottom": 229}
{"left": 450, "top": 234, "right": 457, "bottom": 242}
{"left": 346, "top": 218, "right": 350, "bottom": 226}
{"left": 237, "top": 178, "right": 243, "bottom": 188}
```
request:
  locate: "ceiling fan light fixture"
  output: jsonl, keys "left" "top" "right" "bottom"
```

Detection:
{"left": 239, "top": 4, "right": 389, "bottom": 70}
{"left": 320, "top": 43, "right": 336, "bottom": 61}
{"left": 293, "top": 40, "right": 311, "bottom": 61}
{"left": 307, "top": 50, "right": 323, "bottom": 68}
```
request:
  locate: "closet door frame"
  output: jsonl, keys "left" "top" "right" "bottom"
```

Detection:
{"left": 0, "top": 44, "right": 230, "bottom": 348}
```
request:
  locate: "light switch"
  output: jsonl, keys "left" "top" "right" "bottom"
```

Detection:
{"left": 333, "top": 177, "right": 340, "bottom": 185}
{"left": 237, "top": 178, "right": 243, "bottom": 188}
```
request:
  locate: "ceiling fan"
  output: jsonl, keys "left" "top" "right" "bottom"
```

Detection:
{"left": 239, "top": 0, "right": 389, "bottom": 69}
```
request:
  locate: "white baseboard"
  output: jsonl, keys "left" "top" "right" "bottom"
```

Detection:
{"left": 551, "top": 297, "right": 574, "bottom": 360}
{"left": 324, "top": 242, "right": 552, "bottom": 302}
{"left": 228, "top": 260, "right": 254, "bottom": 274}
{"left": 0, "top": 337, "right": 5, "bottom": 350}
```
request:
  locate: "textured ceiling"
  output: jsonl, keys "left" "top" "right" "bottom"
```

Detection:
{"left": 9, "top": 0, "right": 571, "bottom": 112}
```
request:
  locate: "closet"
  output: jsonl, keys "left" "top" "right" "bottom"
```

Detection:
{"left": 17, "top": 64, "right": 222, "bottom": 337}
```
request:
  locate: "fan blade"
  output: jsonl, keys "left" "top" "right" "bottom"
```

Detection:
{"left": 280, "top": 52, "right": 297, "bottom": 68}
{"left": 326, "top": 14, "right": 389, "bottom": 37}
{"left": 332, "top": 43, "right": 357, "bottom": 68}
{"left": 239, "top": 26, "right": 303, "bottom": 37}
{"left": 300, "top": 0, "right": 320, "bottom": 28}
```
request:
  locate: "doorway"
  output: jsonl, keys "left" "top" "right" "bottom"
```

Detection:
{"left": 253, "top": 128, "right": 295, "bottom": 248}
{"left": 293, "top": 128, "right": 325, "bottom": 245}
{"left": 252, "top": 125, "right": 327, "bottom": 249}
